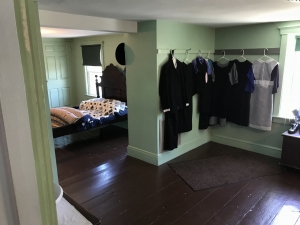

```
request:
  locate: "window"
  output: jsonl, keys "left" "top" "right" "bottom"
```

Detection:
{"left": 279, "top": 35, "right": 300, "bottom": 119}
{"left": 277, "top": 26, "right": 300, "bottom": 119}
{"left": 280, "top": 51, "right": 300, "bottom": 118}
{"left": 81, "top": 43, "right": 103, "bottom": 97}
{"left": 85, "top": 66, "right": 102, "bottom": 97}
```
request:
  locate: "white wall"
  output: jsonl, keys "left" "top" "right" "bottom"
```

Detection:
{"left": 0, "top": 0, "right": 44, "bottom": 224}
{"left": 0, "top": 102, "right": 18, "bottom": 225}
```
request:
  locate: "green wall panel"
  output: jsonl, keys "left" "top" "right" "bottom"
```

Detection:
{"left": 157, "top": 20, "right": 215, "bottom": 51}
{"left": 215, "top": 21, "right": 300, "bottom": 50}
{"left": 125, "top": 21, "right": 159, "bottom": 159}
{"left": 156, "top": 21, "right": 214, "bottom": 164}
{"left": 126, "top": 21, "right": 214, "bottom": 165}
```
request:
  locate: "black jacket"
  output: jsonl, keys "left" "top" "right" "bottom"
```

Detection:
{"left": 159, "top": 56, "right": 188, "bottom": 112}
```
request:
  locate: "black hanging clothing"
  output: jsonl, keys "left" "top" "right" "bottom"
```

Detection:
{"left": 159, "top": 57, "right": 188, "bottom": 113}
{"left": 159, "top": 56, "right": 188, "bottom": 150}
{"left": 178, "top": 62, "right": 196, "bottom": 133}
{"left": 210, "top": 60, "right": 235, "bottom": 126}
{"left": 194, "top": 57, "right": 212, "bottom": 129}
{"left": 163, "top": 111, "right": 179, "bottom": 151}
{"left": 227, "top": 60, "right": 254, "bottom": 126}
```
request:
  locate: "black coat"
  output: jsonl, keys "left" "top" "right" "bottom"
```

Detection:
{"left": 159, "top": 57, "right": 188, "bottom": 112}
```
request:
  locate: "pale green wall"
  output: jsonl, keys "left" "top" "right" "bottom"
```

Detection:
{"left": 212, "top": 21, "right": 300, "bottom": 158}
{"left": 125, "top": 21, "right": 215, "bottom": 165}
{"left": 156, "top": 21, "right": 214, "bottom": 164}
{"left": 71, "top": 34, "right": 125, "bottom": 104}
{"left": 125, "top": 21, "right": 159, "bottom": 164}
{"left": 157, "top": 20, "right": 215, "bottom": 50}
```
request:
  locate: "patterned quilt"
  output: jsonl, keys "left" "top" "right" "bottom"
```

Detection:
{"left": 51, "top": 98, "right": 127, "bottom": 130}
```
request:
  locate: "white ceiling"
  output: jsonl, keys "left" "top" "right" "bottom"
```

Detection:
{"left": 38, "top": 0, "right": 300, "bottom": 37}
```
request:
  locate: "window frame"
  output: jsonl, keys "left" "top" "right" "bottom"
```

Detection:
{"left": 277, "top": 25, "right": 300, "bottom": 119}
{"left": 85, "top": 65, "right": 103, "bottom": 97}
{"left": 82, "top": 41, "right": 104, "bottom": 97}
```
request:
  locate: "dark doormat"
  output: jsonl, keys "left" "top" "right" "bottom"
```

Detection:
{"left": 168, "top": 152, "right": 284, "bottom": 191}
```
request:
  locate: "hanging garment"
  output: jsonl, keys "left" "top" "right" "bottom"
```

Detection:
{"left": 159, "top": 56, "right": 188, "bottom": 150}
{"left": 227, "top": 60, "right": 255, "bottom": 126}
{"left": 179, "top": 62, "right": 196, "bottom": 133}
{"left": 210, "top": 60, "right": 235, "bottom": 126}
{"left": 249, "top": 59, "right": 279, "bottom": 131}
{"left": 193, "top": 56, "right": 211, "bottom": 83}
{"left": 159, "top": 56, "right": 188, "bottom": 113}
{"left": 163, "top": 111, "right": 179, "bottom": 150}
{"left": 194, "top": 57, "right": 212, "bottom": 129}
{"left": 207, "top": 59, "right": 214, "bottom": 75}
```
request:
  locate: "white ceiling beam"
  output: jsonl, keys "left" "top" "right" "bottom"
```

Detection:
{"left": 38, "top": 10, "right": 137, "bottom": 33}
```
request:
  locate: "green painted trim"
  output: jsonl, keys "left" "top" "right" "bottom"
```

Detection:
{"left": 127, "top": 145, "right": 158, "bottom": 165}
{"left": 296, "top": 38, "right": 300, "bottom": 51}
{"left": 275, "top": 34, "right": 288, "bottom": 116}
{"left": 278, "top": 25, "right": 300, "bottom": 35}
{"left": 14, "top": 1, "right": 57, "bottom": 224}
{"left": 273, "top": 116, "right": 292, "bottom": 125}
{"left": 211, "top": 134, "right": 282, "bottom": 158}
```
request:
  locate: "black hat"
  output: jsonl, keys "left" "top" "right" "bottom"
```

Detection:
{"left": 115, "top": 43, "right": 125, "bottom": 66}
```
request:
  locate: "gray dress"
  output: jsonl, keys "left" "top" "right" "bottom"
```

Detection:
{"left": 249, "top": 59, "right": 279, "bottom": 131}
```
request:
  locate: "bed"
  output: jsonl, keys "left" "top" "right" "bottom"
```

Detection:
{"left": 51, "top": 64, "right": 127, "bottom": 138}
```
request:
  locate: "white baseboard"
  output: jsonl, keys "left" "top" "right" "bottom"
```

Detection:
{"left": 127, "top": 134, "right": 210, "bottom": 166}
{"left": 127, "top": 146, "right": 159, "bottom": 165}
{"left": 211, "top": 134, "right": 282, "bottom": 158}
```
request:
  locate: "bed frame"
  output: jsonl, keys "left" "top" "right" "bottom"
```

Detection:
{"left": 52, "top": 64, "right": 127, "bottom": 138}
{"left": 96, "top": 64, "right": 126, "bottom": 102}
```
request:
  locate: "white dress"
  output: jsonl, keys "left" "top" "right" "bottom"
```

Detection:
{"left": 249, "top": 58, "right": 279, "bottom": 131}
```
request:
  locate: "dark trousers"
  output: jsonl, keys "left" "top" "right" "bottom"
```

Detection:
{"left": 199, "top": 112, "right": 209, "bottom": 129}
{"left": 163, "top": 111, "right": 179, "bottom": 151}
{"left": 178, "top": 106, "right": 192, "bottom": 133}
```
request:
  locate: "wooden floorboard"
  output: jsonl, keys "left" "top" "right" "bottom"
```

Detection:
{"left": 238, "top": 172, "right": 300, "bottom": 225}
{"left": 173, "top": 180, "right": 251, "bottom": 225}
{"left": 55, "top": 125, "right": 300, "bottom": 225}
{"left": 205, "top": 175, "right": 282, "bottom": 225}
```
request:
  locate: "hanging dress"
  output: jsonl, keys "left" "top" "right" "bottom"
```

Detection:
{"left": 227, "top": 60, "right": 255, "bottom": 126}
{"left": 249, "top": 58, "right": 279, "bottom": 131}
{"left": 210, "top": 60, "right": 235, "bottom": 126}
{"left": 194, "top": 57, "right": 212, "bottom": 129}
{"left": 178, "top": 62, "right": 196, "bottom": 133}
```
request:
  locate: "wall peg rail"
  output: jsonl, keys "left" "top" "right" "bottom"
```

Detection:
{"left": 214, "top": 48, "right": 280, "bottom": 55}
{"left": 157, "top": 49, "right": 215, "bottom": 54}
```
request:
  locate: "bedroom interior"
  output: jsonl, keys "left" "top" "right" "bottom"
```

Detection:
{"left": 2, "top": 0, "right": 300, "bottom": 224}
{"left": 44, "top": 20, "right": 300, "bottom": 224}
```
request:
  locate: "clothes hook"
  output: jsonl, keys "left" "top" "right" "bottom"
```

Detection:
{"left": 222, "top": 51, "right": 226, "bottom": 57}
{"left": 171, "top": 49, "right": 176, "bottom": 57}
{"left": 264, "top": 48, "right": 268, "bottom": 56}
{"left": 198, "top": 50, "right": 202, "bottom": 56}
{"left": 241, "top": 49, "right": 244, "bottom": 57}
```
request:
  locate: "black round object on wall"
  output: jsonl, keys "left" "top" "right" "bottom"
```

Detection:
{"left": 115, "top": 43, "right": 125, "bottom": 65}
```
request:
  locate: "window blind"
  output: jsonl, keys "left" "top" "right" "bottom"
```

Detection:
{"left": 81, "top": 44, "right": 102, "bottom": 66}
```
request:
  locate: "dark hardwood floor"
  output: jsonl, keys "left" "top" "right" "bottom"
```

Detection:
{"left": 54, "top": 125, "right": 300, "bottom": 225}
